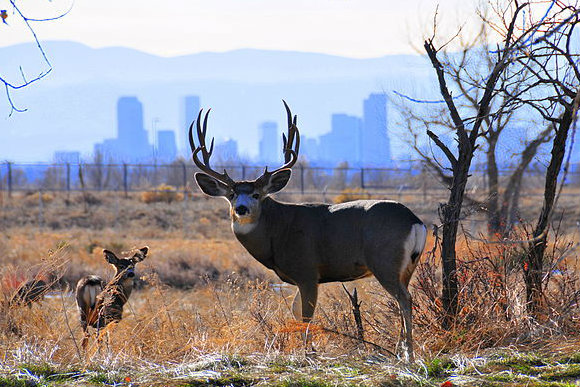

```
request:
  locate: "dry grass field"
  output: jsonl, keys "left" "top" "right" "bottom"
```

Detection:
{"left": 0, "top": 188, "right": 579, "bottom": 386}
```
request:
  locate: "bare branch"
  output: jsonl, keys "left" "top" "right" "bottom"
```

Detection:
{"left": 1, "top": 1, "right": 71, "bottom": 115}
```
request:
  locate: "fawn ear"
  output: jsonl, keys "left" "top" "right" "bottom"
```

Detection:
{"left": 103, "top": 249, "right": 119, "bottom": 264}
{"left": 132, "top": 246, "right": 149, "bottom": 262}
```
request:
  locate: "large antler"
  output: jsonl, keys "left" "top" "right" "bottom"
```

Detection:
{"left": 258, "top": 100, "right": 301, "bottom": 183}
{"left": 280, "top": 100, "right": 300, "bottom": 169}
{"left": 188, "top": 109, "right": 236, "bottom": 186}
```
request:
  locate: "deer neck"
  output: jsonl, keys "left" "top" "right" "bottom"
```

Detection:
{"left": 106, "top": 276, "right": 133, "bottom": 307}
{"left": 233, "top": 197, "right": 289, "bottom": 269}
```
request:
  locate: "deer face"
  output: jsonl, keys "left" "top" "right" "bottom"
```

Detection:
{"left": 103, "top": 247, "right": 148, "bottom": 281}
{"left": 195, "top": 169, "right": 291, "bottom": 233}
{"left": 189, "top": 101, "right": 299, "bottom": 234}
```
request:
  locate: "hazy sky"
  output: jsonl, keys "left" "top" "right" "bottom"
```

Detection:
{"left": 2, "top": 0, "right": 477, "bottom": 58}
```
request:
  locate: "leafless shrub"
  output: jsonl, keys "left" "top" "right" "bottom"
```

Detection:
{"left": 333, "top": 188, "right": 373, "bottom": 204}
{"left": 140, "top": 184, "right": 184, "bottom": 204}
{"left": 409, "top": 222, "right": 580, "bottom": 353}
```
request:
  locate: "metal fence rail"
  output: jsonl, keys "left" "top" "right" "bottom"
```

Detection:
{"left": 0, "top": 161, "right": 578, "bottom": 198}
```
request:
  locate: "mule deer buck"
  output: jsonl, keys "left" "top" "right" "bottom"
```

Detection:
{"left": 75, "top": 247, "right": 148, "bottom": 347}
{"left": 189, "top": 102, "right": 426, "bottom": 361}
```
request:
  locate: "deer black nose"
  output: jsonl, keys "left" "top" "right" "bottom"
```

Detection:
{"left": 127, "top": 271, "right": 135, "bottom": 278}
{"left": 235, "top": 205, "right": 249, "bottom": 216}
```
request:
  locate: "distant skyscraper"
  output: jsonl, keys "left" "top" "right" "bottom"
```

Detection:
{"left": 319, "top": 114, "right": 362, "bottom": 165}
{"left": 183, "top": 95, "right": 201, "bottom": 157}
{"left": 94, "top": 96, "right": 152, "bottom": 162}
{"left": 118, "top": 96, "right": 151, "bottom": 160}
{"left": 361, "top": 93, "right": 390, "bottom": 166}
{"left": 184, "top": 96, "right": 201, "bottom": 130}
{"left": 118, "top": 97, "right": 144, "bottom": 142}
{"left": 157, "top": 130, "right": 177, "bottom": 162}
{"left": 258, "top": 121, "right": 280, "bottom": 164}
{"left": 215, "top": 139, "right": 239, "bottom": 162}
{"left": 301, "top": 136, "right": 319, "bottom": 163}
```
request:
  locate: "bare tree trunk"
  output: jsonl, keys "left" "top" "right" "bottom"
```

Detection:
{"left": 525, "top": 106, "right": 575, "bottom": 312}
{"left": 440, "top": 143, "right": 475, "bottom": 328}
{"left": 486, "top": 135, "right": 502, "bottom": 235}
{"left": 499, "top": 126, "right": 553, "bottom": 238}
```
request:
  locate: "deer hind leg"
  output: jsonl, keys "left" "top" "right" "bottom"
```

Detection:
{"left": 395, "top": 286, "right": 414, "bottom": 363}
{"left": 81, "top": 328, "right": 90, "bottom": 351}
{"left": 371, "top": 269, "right": 415, "bottom": 362}
{"left": 79, "top": 312, "right": 90, "bottom": 350}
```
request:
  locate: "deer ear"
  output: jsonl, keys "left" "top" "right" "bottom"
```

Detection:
{"left": 132, "top": 246, "right": 148, "bottom": 262}
{"left": 195, "top": 172, "right": 231, "bottom": 197}
{"left": 264, "top": 169, "right": 292, "bottom": 194}
{"left": 103, "top": 249, "right": 119, "bottom": 264}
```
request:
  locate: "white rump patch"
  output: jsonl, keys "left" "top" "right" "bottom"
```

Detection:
{"left": 400, "top": 223, "right": 428, "bottom": 282}
{"left": 85, "top": 284, "right": 101, "bottom": 309}
{"left": 412, "top": 223, "right": 427, "bottom": 257}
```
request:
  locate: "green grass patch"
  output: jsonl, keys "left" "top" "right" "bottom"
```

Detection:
{"left": 425, "top": 357, "right": 456, "bottom": 378}
{"left": 86, "top": 371, "right": 123, "bottom": 385}
{"left": 490, "top": 354, "right": 549, "bottom": 375}
{"left": 18, "top": 363, "right": 81, "bottom": 383}
{"left": 559, "top": 353, "right": 580, "bottom": 364}
{"left": 275, "top": 378, "right": 351, "bottom": 387}
{"left": 184, "top": 376, "right": 256, "bottom": 387}
{"left": 539, "top": 364, "right": 580, "bottom": 381}
{"left": 0, "top": 376, "right": 39, "bottom": 387}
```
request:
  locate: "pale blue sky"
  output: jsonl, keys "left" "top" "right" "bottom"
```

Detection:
{"left": 2, "top": 0, "right": 477, "bottom": 57}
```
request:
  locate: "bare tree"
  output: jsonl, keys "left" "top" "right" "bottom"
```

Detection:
{"left": 497, "top": 1, "right": 580, "bottom": 312}
{"left": 408, "top": 1, "right": 579, "bottom": 323}
{"left": 411, "top": 2, "right": 568, "bottom": 327}
{"left": 399, "top": 17, "right": 553, "bottom": 238}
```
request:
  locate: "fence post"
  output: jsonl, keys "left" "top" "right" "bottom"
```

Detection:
{"left": 7, "top": 162, "right": 12, "bottom": 198}
{"left": 66, "top": 163, "right": 71, "bottom": 192}
{"left": 242, "top": 165, "right": 246, "bottom": 180}
{"left": 300, "top": 165, "right": 305, "bottom": 195}
{"left": 422, "top": 164, "right": 427, "bottom": 202}
{"left": 182, "top": 162, "right": 187, "bottom": 197}
{"left": 360, "top": 167, "right": 365, "bottom": 189}
{"left": 123, "top": 163, "right": 128, "bottom": 198}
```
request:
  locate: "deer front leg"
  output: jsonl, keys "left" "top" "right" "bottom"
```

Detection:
{"left": 292, "top": 283, "right": 318, "bottom": 352}
{"left": 296, "top": 283, "right": 318, "bottom": 322}
{"left": 291, "top": 283, "right": 319, "bottom": 322}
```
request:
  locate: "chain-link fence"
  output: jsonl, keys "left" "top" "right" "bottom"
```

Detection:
{"left": 0, "top": 161, "right": 578, "bottom": 199}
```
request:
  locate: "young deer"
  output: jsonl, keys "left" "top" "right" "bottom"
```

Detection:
{"left": 9, "top": 277, "right": 51, "bottom": 308}
{"left": 75, "top": 247, "right": 148, "bottom": 346}
{"left": 189, "top": 101, "right": 427, "bottom": 361}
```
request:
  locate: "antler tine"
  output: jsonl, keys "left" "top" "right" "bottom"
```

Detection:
{"left": 188, "top": 109, "right": 235, "bottom": 186}
{"left": 265, "top": 100, "right": 300, "bottom": 176}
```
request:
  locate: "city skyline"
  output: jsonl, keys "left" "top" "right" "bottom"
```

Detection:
{"left": 0, "top": 42, "right": 437, "bottom": 162}
{"left": 55, "top": 93, "right": 393, "bottom": 167}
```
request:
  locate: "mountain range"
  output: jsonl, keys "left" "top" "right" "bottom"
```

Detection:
{"left": 1, "top": 41, "right": 437, "bottom": 162}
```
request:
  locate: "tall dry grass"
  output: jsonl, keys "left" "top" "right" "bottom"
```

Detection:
{"left": 0, "top": 190, "right": 579, "bottom": 383}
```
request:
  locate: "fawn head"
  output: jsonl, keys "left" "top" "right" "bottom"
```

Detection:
{"left": 103, "top": 246, "right": 149, "bottom": 282}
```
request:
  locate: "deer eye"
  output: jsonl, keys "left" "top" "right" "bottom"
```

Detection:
{"left": 252, "top": 193, "right": 260, "bottom": 199}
